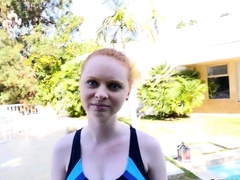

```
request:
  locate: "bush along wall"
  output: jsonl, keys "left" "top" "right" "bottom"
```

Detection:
{"left": 137, "top": 64, "right": 207, "bottom": 120}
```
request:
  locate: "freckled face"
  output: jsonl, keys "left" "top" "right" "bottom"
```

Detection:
{"left": 80, "top": 55, "right": 130, "bottom": 118}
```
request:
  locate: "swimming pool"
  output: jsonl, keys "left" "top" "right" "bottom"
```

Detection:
{"left": 207, "top": 161, "right": 240, "bottom": 179}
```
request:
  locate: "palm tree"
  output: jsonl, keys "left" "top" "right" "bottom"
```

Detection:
{"left": 97, "top": 0, "right": 162, "bottom": 47}
{"left": 97, "top": 0, "right": 137, "bottom": 49}
{"left": 142, "top": 0, "right": 164, "bottom": 42}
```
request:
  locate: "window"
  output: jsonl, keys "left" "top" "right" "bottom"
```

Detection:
{"left": 237, "top": 63, "right": 240, "bottom": 102}
{"left": 207, "top": 65, "right": 230, "bottom": 99}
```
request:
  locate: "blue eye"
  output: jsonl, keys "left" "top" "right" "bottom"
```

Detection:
{"left": 108, "top": 83, "right": 122, "bottom": 91}
{"left": 87, "top": 80, "right": 98, "bottom": 87}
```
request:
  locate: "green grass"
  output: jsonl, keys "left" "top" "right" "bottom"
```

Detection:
{"left": 166, "top": 156, "right": 201, "bottom": 180}
{"left": 138, "top": 115, "right": 240, "bottom": 142}
{"left": 197, "top": 116, "right": 240, "bottom": 136}
{"left": 119, "top": 114, "right": 240, "bottom": 179}
{"left": 119, "top": 115, "right": 240, "bottom": 145}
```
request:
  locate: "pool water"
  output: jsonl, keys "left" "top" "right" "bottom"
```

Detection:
{"left": 207, "top": 161, "right": 240, "bottom": 179}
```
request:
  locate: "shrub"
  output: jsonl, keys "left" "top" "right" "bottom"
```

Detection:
{"left": 54, "top": 60, "right": 86, "bottom": 117}
{"left": 137, "top": 63, "right": 207, "bottom": 119}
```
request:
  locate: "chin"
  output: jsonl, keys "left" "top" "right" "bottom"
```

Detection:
{"left": 89, "top": 112, "right": 117, "bottom": 120}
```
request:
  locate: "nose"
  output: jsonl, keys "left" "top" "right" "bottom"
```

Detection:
{"left": 95, "top": 87, "right": 109, "bottom": 100}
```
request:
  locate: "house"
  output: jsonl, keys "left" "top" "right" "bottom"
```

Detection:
{"left": 126, "top": 14, "right": 240, "bottom": 114}
{"left": 174, "top": 15, "right": 240, "bottom": 114}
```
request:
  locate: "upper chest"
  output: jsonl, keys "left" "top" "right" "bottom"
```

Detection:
{"left": 80, "top": 137, "right": 130, "bottom": 180}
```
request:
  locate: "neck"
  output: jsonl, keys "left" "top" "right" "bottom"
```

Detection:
{"left": 86, "top": 115, "right": 119, "bottom": 143}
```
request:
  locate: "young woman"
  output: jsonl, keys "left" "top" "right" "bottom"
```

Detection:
{"left": 51, "top": 48, "right": 167, "bottom": 180}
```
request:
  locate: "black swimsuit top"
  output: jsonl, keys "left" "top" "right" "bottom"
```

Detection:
{"left": 65, "top": 126, "right": 148, "bottom": 180}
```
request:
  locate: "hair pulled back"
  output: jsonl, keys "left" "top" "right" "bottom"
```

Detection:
{"left": 81, "top": 48, "right": 138, "bottom": 88}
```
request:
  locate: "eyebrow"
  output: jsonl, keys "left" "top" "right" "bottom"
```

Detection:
{"left": 84, "top": 76, "right": 126, "bottom": 87}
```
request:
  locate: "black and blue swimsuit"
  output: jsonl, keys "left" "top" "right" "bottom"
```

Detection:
{"left": 66, "top": 126, "right": 149, "bottom": 180}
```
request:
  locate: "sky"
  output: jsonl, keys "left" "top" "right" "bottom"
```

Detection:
{"left": 71, "top": 0, "right": 240, "bottom": 73}
{"left": 71, "top": 0, "right": 240, "bottom": 39}
{"left": 71, "top": 0, "right": 109, "bottom": 40}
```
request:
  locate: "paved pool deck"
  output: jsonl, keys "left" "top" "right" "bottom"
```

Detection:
{"left": 172, "top": 148, "right": 240, "bottom": 180}
{"left": 0, "top": 115, "right": 68, "bottom": 180}
{"left": 163, "top": 140, "right": 240, "bottom": 180}
{"left": 0, "top": 115, "right": 183, "bottom": 180}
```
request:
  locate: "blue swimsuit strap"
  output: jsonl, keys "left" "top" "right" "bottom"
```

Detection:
{"left": 129, "top": 126, "right": 148, "bottom": 179}
{"left": 66, "top": 128, "right": 82, "bottom": 178}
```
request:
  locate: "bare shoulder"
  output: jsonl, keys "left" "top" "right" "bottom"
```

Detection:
{"left": 51, "top": 131, "right": 76, "bottom": 179}
{"left": 54, "top": 132, "right": 75, "bottom": 150}
{"left": 53, "top": 132, "right": 75, "bottom": 155}
{"left": 136, "top": 129, "right": 167, "bottom": 180}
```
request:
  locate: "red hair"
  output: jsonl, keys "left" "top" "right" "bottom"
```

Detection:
{"left": 80, "top": 48, "right": 139, "bottom": 88}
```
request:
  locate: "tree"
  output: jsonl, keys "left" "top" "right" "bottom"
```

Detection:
{"left": 0, "top": 29, "right": 37, "bottom": 104}
{"left": 0, "top": 0, "right": 75, "bottom": 56}
{"left": 97, "top": 0, "right": 162, "bottom": 48}
{"left": 139, "top": 0, "right": 164, "bottom": 42}
{"left": 97, "top": 0, "right": 137, "bottom": 49}
{"left": 0, "top": 0, "right": 73, "bottom": 29}
{"left": 54, "top": 60, "right": 86, "bottom": 117}
{"left": 176, "top": 19, "right": 197, "bottom": 29}
{"left": 24, "top": 14, "right": 98, "bottom": 106}
{"left": 1, "top": 10, "right": 22, "bottom": 38}
{"left": 0, "top": 0, "right": 79, "bottom": 102}
{"left": 188, "top": 19, "right": 197, "bottom": 26}
{"left": 176, "top": 21, "right": 186, "bottom": 29}
{"left": 0, "top": 0, "right": 103, "bottom": 117}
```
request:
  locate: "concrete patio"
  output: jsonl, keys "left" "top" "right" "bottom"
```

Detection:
{"left": 0, "top": 115, "right": 184, "bottom": 180}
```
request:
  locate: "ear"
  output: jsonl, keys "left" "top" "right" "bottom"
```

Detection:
{"left": 126, "top": 92, "right": 130, "bottom": 101}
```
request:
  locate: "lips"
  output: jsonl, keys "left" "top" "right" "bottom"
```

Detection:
{"left": 91, "top": 103, "right": 110, "bottom": 110}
